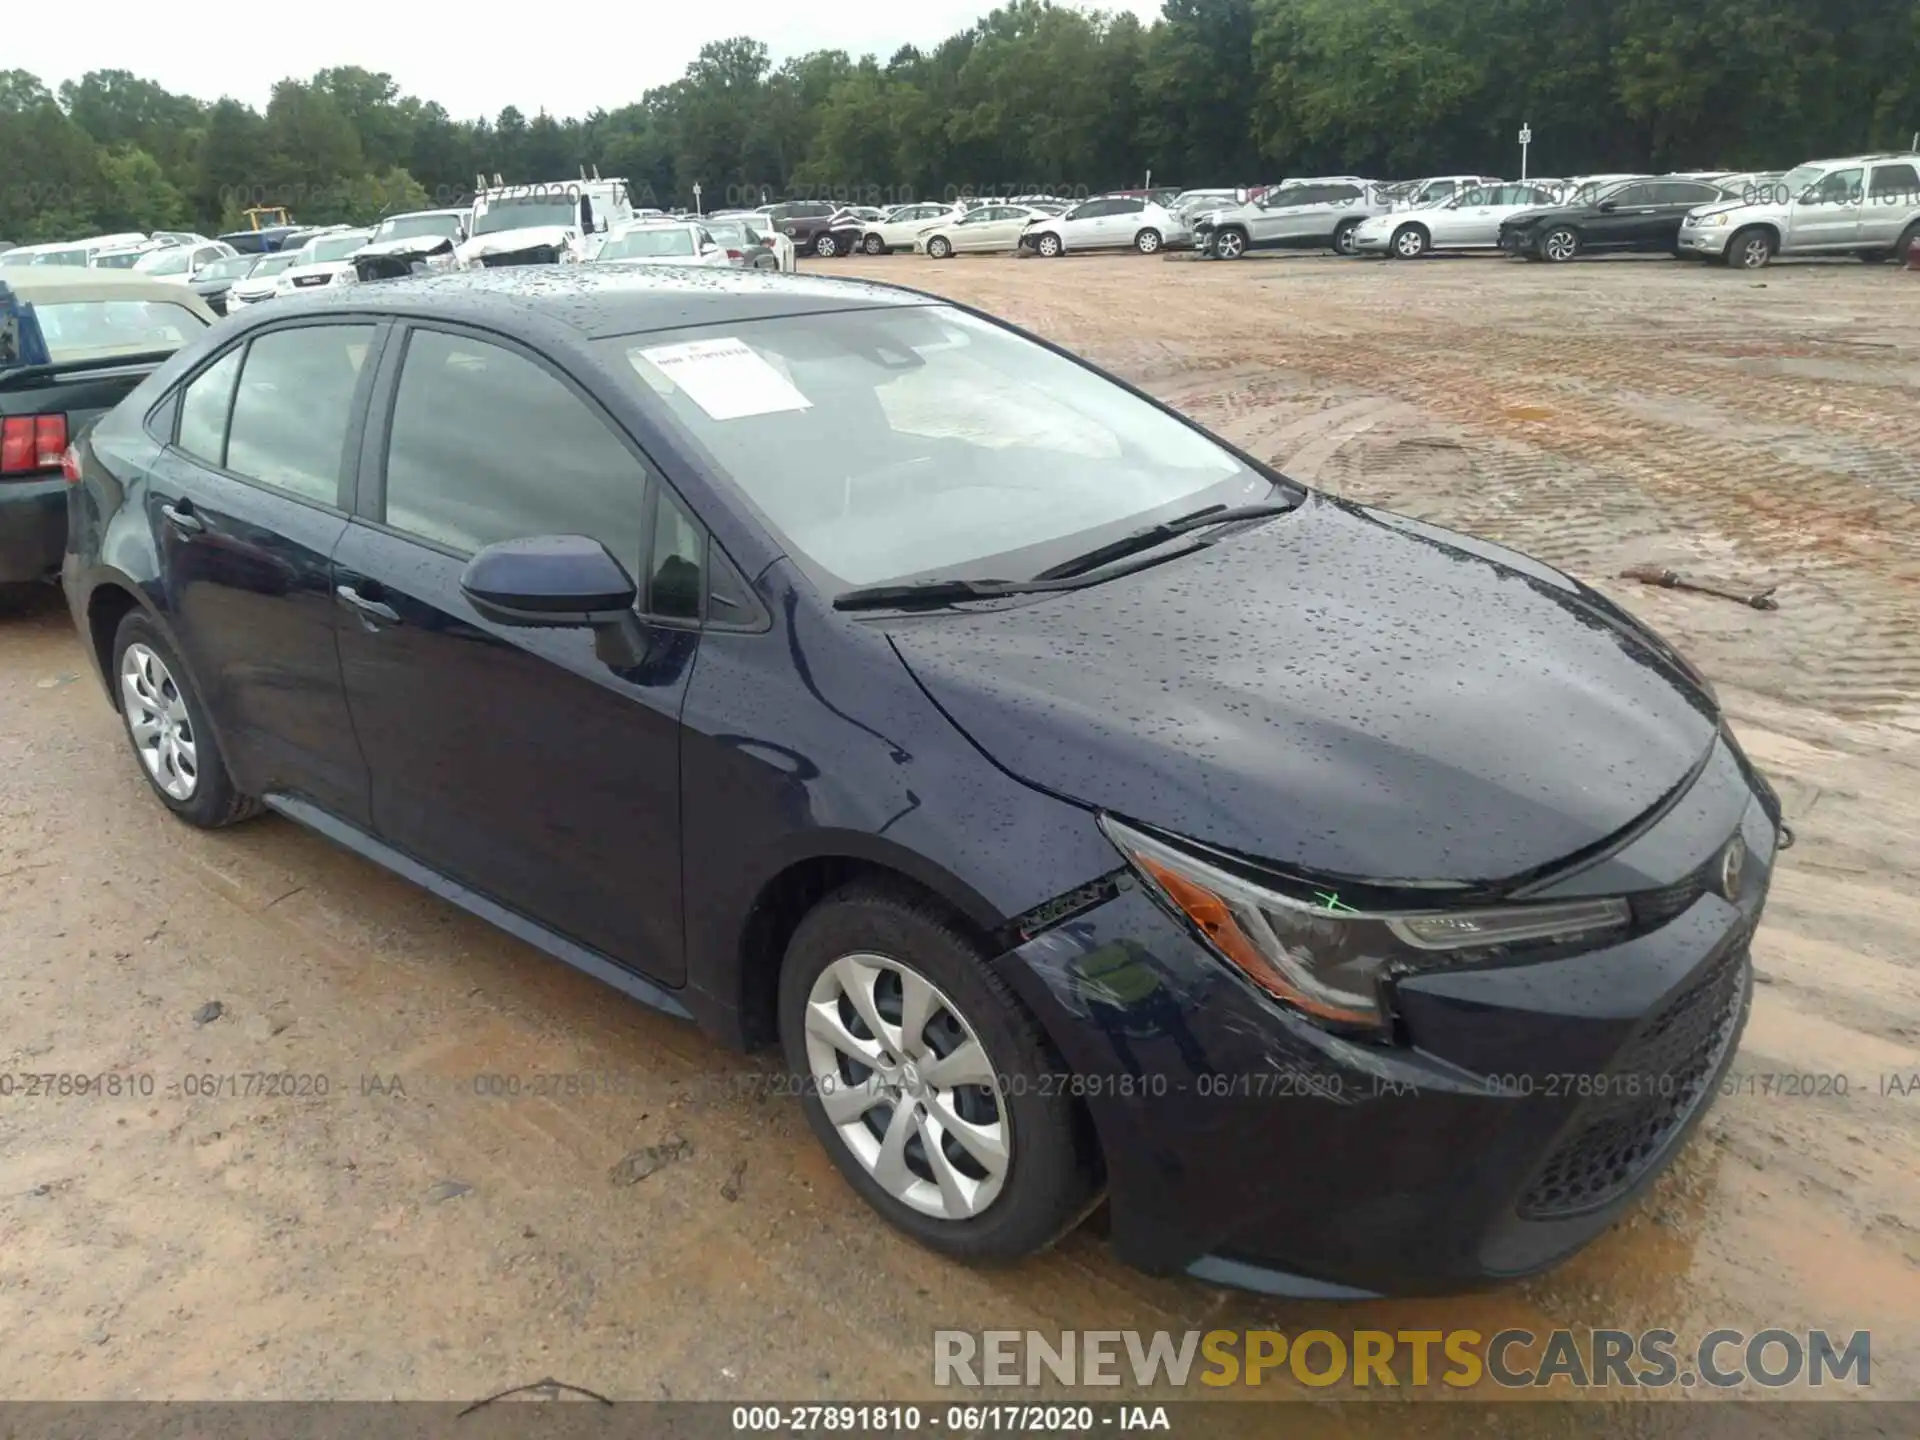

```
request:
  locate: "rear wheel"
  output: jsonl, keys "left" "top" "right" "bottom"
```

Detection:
{"left": 779, "top": 885, "right": 1099, "bottom": 1261}
{"left": 814, "top": 233, "right": 839, "bottom": 259}
{"left": 1134, "top": 227, "right": 1162, "bottom": 255}
{"left": 1540, "top": 226, "right": 1580, "bottom": 263}
{"left": 927, "top": 236, "right": 952, "bottom": 259}
{"left": 1213, "top": 227, "right": 1248, "bottom": 260}
{"left": 1727, "top": 227, "right": 1774, "bottom": 270}
{"left": 1895, "top": 221, "right": 1920, "bottom": 267}
{"left": 1390, "top": 224, "right": 1428, "bottom": 259}
{"left": 111, "top": 612, "right": 259, "bottom": 829}
{"left": 1331, "top": 219, "right": 1361, "bottom": 256}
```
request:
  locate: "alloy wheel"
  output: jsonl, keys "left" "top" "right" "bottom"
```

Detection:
{"left": 1136, "top": 229, "right": 1161, "bottom": 254}
{"left": 1542, "top": 228, "right": 1578, "bottom": 262}
{"left": 1215, "top": 230, "right": 1246, "bottom": 260}
{"left": 864, "top": 235, "right": 883, "bottom": 255}
{"left": 816, "top": 234, "right": 837, "bottom": 258}
{"left": 121, "top": 643, "right": 198, "bottom": 800}
{"left": 928, "top": 237, "right": 950, "bottom": 259}
{"left": 1335, "top": 223, "right": 1359, "bottom": 255}
{"left": 1734, "top": 233, "right": 1772, "bottom": 269}
{"left": 1038, "top": 234, "right": 1061, "bottom": 257}
{"left": 1393, "top": 227, "right": 1425, "bottom": 259}
{"left": 802, "top": 952, "right": 1010, "bottom": 1221}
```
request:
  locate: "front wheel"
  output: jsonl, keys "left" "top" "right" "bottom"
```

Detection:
{"left": 814, "top": 233, "right": 839, "bottom": 259}
{"left": 1540, "top": 226, "right": 1580, "bottom": 263}
{"left": 779, "top": 886, "right": 1099, "bottom": 1261}
{"left": 926, "top": 236, "right": 952, "bottom": 259}
{"left": 1036, "top": 233, "right": 1062, "bottom": 258}
{"left": 1727, "top": 227, "right": 1774, "bottom": 270}
{"left": 1134, "top": 227, "right": 1162, "bottom": 255}
{"left": 1213, "top": 228, "right": 1248, "bottom": 260}
{"left": 1391, "top": 224, "right": 1428, "bottom": 259}
{"left": 862, "top": 234, "right": 885, "bottom": 255}
{"left": 112, "top": 612, "right": 260, "bottom": 829}
{"left": 1331, "top": 219, "right": 1361, "bottom": 256}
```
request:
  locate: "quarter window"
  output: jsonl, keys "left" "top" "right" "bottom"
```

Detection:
{"left": 647, "top": 488, "right": 704, "bottom": 621}
{"left": 1869, "top": 164, "right": 1919, "bottom": 200}
{"left": 177, "top": 348, "right": 240, "bottom": 467}
{"left": 224, "top": 325, "right": 374, "bottom": 505}
{"left": 381, "top": 329, "right": 649, "bottom": 578}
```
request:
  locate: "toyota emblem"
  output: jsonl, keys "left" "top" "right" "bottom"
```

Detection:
{"left": 1717, "top": 836, "right": 1747, "bottom": 901}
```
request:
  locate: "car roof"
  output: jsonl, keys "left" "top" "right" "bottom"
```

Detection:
{"left": 379, "top": 208, "right": 469, "bottom": 221}
{"left": 4, "top": 265, "right": 220, "bottom": 315}
{"left": 272, "top": 266, "right": 932, "bottom": 341}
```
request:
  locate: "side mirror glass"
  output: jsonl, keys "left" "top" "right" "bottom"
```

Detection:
{"left": 461, "top": 535, "right": 636, "bottom": 628}
{"left": 1598, "top": 200, "right": 1618, "bottom": 212}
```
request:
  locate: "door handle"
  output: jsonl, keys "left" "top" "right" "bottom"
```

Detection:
{"left": 160, "top": 501, "right": 203, "bottom": 534}
{"left": 335, "top": 584, "right": 400, "bottom": 624}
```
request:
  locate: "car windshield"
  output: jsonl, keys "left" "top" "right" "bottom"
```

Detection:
{"left": 34, "top": 249, "right": 90, "bottom": 266}
{"left": 472, "top": 196, "right": 578, "bottom": 235}
{"left": 30, "top": 298, "right": 208, "bottom": 363}
{"left": 607, "top": 305, "right": 1278, "bottom": 591}
{"left": 246, "top": 254, "right": 299, "bottom": 279}
{"left": 601, "top": 228, "right": 699, "bottom": 258}
{"left": 92, "top": 251, "right": 149, "bottom": 270}
{"left": 198, "top": 256, "right": 257, "bottom": 282}
{"left": 1776, "top": 164, "right": 1824, "bottom": 197}
{"left": 133, "top": 248, "right": 191, "bottom": 275}
{"left": 301, "top": 235, "right": 368, "bottom": 264}
{"left": 373, "top": 213, "right": 462, "bottom": 242}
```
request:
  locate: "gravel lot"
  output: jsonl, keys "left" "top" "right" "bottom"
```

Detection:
{"left": 2, "top": 248, "right": 1917, "bottom": 1412}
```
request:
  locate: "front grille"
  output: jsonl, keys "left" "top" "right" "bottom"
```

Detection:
{"left": 291, "top": 274, "right": 330, "bottom": 287}
{"left": 1517, "top": 942, "right": 1748, "bottom": 1219}
{"left": 480, "top": 245, "right": 559, "bottom": 267}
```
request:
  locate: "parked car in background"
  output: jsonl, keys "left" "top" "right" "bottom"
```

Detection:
{"left": 351, "top": 208, "right": 469, "bottom": 281}
{"left": 1193, "top": 179, "right": 1391, "bottom": 258}
{"left": 90, "top": 241, "right": 168, "bottom": 270}
{"left": 1500, "top": 176, "right": 1743, "bottom": 262}
{"left": 148, "top": 231, "right": 215, "bottom": 248}
{"left": 458, "top": 177, "right": 636, "bottom": 269}
{"left": 1018, "top": 194, "right": 1185, "bottom": 256}
{"left": 762, "top": 201, "right": 842, "bottom": 257}
{"left": 701, "top": 218, "right": 789, "bottom": 271}
{"left": 223, "top": 251, "right": 301, "bottom": 310}
{"left": 1677, "top": 154, "right": 1920, "bottom": 269}
{"left": 590, "top": 220, "right": 734, "bottom": 269}
{"left": 61, "top": 265, "right": 1779, "bottom": 1298}
{"left": 811, "top": 211, "right": 868, "bottom": 259}
{"left": 0, "top": 267, "right": 213, "bottom": 602}
{"left": 4, "top": 236, "right": 147, "bottom": 268}
{"left": 859, "top": 203, "right": 961, "bottom": 255}
{"left": 1390, "top": 175, "right": 1503, "bottom": 211}
{"left": 189, "top": 254, "right": 262, "bottom": 315}
{"left": 1353, "top": 182, "right": 1564, "bottom": 258}
{"left": 917, "top": 204, "right": 1054, "bottom": 258}
{"left": 275, "top": 229, "right": 375, "bottom": 295}
{"left": 133, "top": 240, "right": 239, "bottom": 284}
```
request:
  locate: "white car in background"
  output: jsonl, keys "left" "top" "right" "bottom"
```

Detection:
{"left": 1353, "top": 182, "right": 1564, "bottom": 257}
{"left": 700, "top": 216, "right": 794, "bottom": 271}
{"left": 131, "top": 239, "right": 239, "bottom": 283}
{"left": 915, "top": 204, "right": 1054, "bottom": 258}
{"left": 1018, "top": 194, "right": 1185, "bottom": 256}
{"left": 857, "top": 202, "right": 962, "bottom": 254}
{"left": 273, "top": 229, "right": 375, "bottom": 296}
{"left": 349, "top": 208, "right": 469, "bottom": 281}
{"left": 590, "top": 220, "right": 734, "bottom": 268}
{"left": 223, "top": 251, "right": 301, "bottom": 310}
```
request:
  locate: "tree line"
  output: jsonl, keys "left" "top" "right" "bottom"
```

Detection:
{"left": 3, "top": 0, "right": 1915, "bottom": 242}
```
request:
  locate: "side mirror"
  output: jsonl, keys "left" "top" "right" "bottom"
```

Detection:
{"left": 1598, "top": 200, "right": 1618, "bottom": 212}
{"left": 461, "top": 535, "right": 636, "bottom": 627}
{"left": 700, "top": 242, "right": 718, "bottom": 254}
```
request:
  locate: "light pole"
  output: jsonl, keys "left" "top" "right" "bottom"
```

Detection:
{"left": 692, "top": 182, "right": 703, "bottom": 217}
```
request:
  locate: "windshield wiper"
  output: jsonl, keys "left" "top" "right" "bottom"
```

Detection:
{"left": 1030, "top": 502, "right": 1295, "bottom": 582}
{"left": 834, "top": 576, "right": 1055, "bottom": 612}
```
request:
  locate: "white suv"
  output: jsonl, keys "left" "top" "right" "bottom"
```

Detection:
{"left": 1018, "top": 195, "right": 1183, "bottom": 257}
{"left": 1190, "top": 178, "right": 1391, "bottom": 259}
{"left": 1677, "top": 154, "right": 1920, "bottom": 269}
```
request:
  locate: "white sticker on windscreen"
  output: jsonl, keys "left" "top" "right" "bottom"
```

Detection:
{"left": 633, "top": 337, "right": 812, "bottom": 421}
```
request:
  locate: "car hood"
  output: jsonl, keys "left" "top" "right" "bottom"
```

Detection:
{"left": 456, "top": 226, "right": 576, "bottom": 261}
{"left": 886, "top": 495, "right": 1719, "bottom": 887}
{"left": 356, "top": 233, "right": 458, "bottom": 259}
{"left": 1685, "top": 198, "right": 1766, "bottom": 221}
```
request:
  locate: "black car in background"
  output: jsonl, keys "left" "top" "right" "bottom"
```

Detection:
{"left": 1499, "top": 176, "right": 1739, "bottom": 261}
{"left": 61, "top": 268, "right": 1779, "bottom": 1297}
{"left": 762, "top": 201, "right": 842, "bottom": 256}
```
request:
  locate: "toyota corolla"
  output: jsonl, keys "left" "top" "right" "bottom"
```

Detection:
{"left": 60, "top": 268, "right": 1779, "bottom": 1296}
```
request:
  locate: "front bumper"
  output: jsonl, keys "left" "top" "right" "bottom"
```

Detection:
{"left": 1352, "top": 230, "right": 1394, "bottom": 253}
{"left": 0, "top": 476, "right": 69, "bottom": 583}
{"left": 1678, "top": 228, "right": 1732, "bottom": 257}
{"left": 996, "top": 774, "right": 1776, "bottom": 1297}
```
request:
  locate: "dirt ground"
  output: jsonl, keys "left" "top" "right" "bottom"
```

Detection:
{"left": 2, "top": 247, "right": 1918, "bottom": 1415}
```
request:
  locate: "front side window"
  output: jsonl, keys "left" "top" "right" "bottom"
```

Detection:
{"left": 382, "top": 329, "right": 648, "bottom": 577}
{"left": 1808, "top": 168, "right": 1862, "bottom": 204}
{"left": 225, "top": 324, "right": 374, "bottom": 505}
{"left": 176, "top": 349, "right": 241, "bottom": 467}
{"left": 611, "top": 305, "right": 1276, "bottom": 591}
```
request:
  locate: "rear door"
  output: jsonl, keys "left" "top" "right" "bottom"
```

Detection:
{"left": 330, "top": 323, "right": 694, "bottom": 983}
{"left": 1861, "top": 162, "right": 1920, "bottom": 249}
{"left": 1097, "top": 197, "right": 1147, "bottom": 246}
{"left": 145, "top": 319, "right": 382, "bottom": 822}
{"left": 1645, "top": 182, "right": 1726, "bottom": 246}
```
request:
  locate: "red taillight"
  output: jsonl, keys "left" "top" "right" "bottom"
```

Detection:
{"left": 1, "top": 413, "right": 67, "bottom": 476}
{"left": 62, "top": 444, "right": 83, "bottom": 485}
{"left": 725, "top": 248, "right": 743, "bottom": 260}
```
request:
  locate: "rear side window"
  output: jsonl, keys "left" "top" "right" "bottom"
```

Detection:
{"left": 225, "top": 324, "right": 374, "bottom": 505}
{"left": 1870, "top": 164, "right": 1919, "bottom": 199}
{"left": 381, "top": 328, "right": 649, "bottom": 577}
{"left": 176, "top": 349, "right": 240, "bottom": 466}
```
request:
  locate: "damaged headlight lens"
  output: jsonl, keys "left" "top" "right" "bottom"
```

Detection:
{"left": 1100, "top": 816, "right": 1629, "bottom": 1033}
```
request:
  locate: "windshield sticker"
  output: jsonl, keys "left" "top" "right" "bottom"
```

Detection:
{"left": 633, "top": 338, "right": 812, "bottom": 421}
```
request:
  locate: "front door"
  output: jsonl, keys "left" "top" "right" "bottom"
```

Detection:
{"left": 1785, "top": 167, "right": 1864, "bottom": 251}
{"left": 146, "top": 319, "right": 382, "bottom": 823}
{"left": 331, "top": 324, "right": 693, "bottom": 982}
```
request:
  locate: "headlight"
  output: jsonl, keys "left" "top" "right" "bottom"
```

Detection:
{"left": 1101, "top": 816, "right": 1629, "bottom": 1033}
{"left": 333, "top": 267, "right": 356, "bottom": 285}
{"left": 1693, "top": 213, "right": 1728, "bottom": 228}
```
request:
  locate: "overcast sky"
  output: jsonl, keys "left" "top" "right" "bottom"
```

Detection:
{"left": 14, "top": 2, "right": 1166, "bottom": 118}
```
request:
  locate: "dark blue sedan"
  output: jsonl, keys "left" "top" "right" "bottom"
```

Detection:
{"left": 61, "top": 268, "right": 1780, "bottom": 1296}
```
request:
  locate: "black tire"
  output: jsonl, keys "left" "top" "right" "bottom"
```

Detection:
{"left": 778, "top": 883, "right": 1100, "bottom": 1263}
{"left": 1331, "top": 218, "right": 1361, "bottom": 256}
{"left": 1213, "top": 226, "right": 1249, "bottom": 260}
{"left": 1389, "top": 223, "right": 1427, "bottom": 260}
{"left": 110, "top": 610, "right": 260, "bottom": 829}
{"left": 1895, "top": 221, "right": 1920, "bottom": 267}
{"left": 1036, "top": 232, "right": 1062, "bottom": 258}
{"left": 814, "top": 233, "right": 839, "bottom": 259}
{"left": 1726, "top": 226, "right": 1774, "bottom": 270}
{"left": 1134, "top": 227, "right": 1162, "bottom": 255}
{"left": 1539, "top": 225, "right": 1580, "bottom": 263}
{"left": 862, "top": 234, "right": 885, "bottom": 255}
{"left": 927, "top": 236, "right": 952, "bottom": 259}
